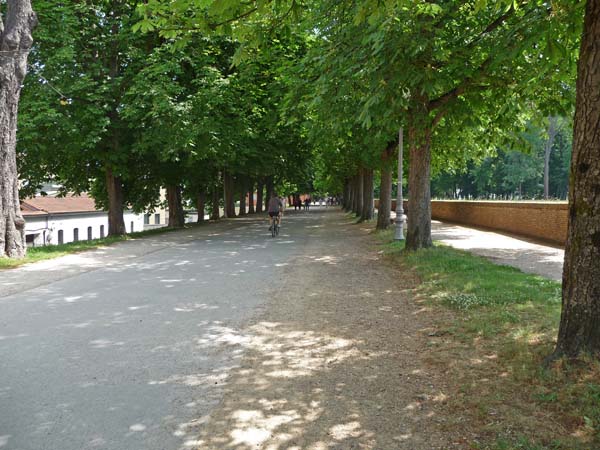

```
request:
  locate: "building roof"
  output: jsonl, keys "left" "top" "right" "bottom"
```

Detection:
{"left": 21, "top": 194, "right": 103, "bottom": 216}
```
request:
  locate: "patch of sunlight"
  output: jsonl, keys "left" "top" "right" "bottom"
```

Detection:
{"left": 329, "top": 421, "right": 362, "bottom": 440}
{"left": 404, "top": 402, "right": 420, "bottom": 410}
{"left": 394, "top": 433, "right": 412, "bottom": 441}
{"left": 149, "top": 372, "right": 229, "bottom": 387}
{"left": 314, "top": 255, "right": 339, "bottom": 264}
{"left": 433, "top": 392, "right": 448, "bottom": 402}
{"left": 230, "top": 409, "right": 300, "bottom": 446}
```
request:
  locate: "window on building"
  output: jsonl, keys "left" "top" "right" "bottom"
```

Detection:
{"left": 73, "top": 228, "right": 79, "bottom": 242}
{"left": 87, "top": 226, "right": 92, "bottom": 241}
{"left": 144, "top": 214, "right": 150, "bottom": 225}
{"left": 100, "top": 225, "right": 105, "bottom": 238}
{"left": 26, "top": 234, "right": 35, "bottom": 247}
{"left": 130, "top": 221, "right": 134, "bottom": 233}
{"left": 58, "top": 230, "right": 64, "bottom": 245}
{"left": 155, "top": 213, "right": 160, "bottom": 224}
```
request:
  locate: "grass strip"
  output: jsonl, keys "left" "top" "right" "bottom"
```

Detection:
{"left": 377, "top": 229, "right": 600, "bottom": 450}
{"left": 0, "top": 226, "right": 183, "bottom": 270}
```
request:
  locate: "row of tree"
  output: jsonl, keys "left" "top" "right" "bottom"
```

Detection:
{"left": 136, "top": 0, "right": 600, "bottom": 359}
{"left": 1, "top": 0, "right": 599, "bottom": 358}
{"left": 10, "top": 0, "right": 314, "bottom": 258}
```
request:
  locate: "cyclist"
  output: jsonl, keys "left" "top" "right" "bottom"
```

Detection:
{"left": 268, "top": 192, "right": 283, "bottom": 231}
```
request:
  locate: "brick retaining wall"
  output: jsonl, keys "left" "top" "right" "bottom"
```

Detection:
{"left": 375, "top": 199, "right": 568, "bottom": 246}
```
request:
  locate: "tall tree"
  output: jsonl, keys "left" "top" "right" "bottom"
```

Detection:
{"left": 0, "top": 0, "right": 36, "bottom": 258}
{"left": 551, "top": 0, "right": 600, "bottom": 359}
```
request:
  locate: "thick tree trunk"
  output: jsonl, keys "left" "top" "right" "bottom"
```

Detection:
{"left": 551, "top": 1, "right": 600, "bottom": 360}
{"left": 248, "top": 182, "right": 255, "bottom": 214}
{"left": 0, "top": 0, "right": 36, "bottom": 258}
{"left": 223, "top": 171, "right": 236, "bottom": 218}
{"left": 350, "top": 177, "right": 355, "bottom": 212}
{"left": 166, "top": 184, "right": 185, "bottom": 228}
{"left": 544, "top": 117, "right": 558, "bottom": 199}
{"left": 210, "top": 187, "right": 220, "bottom": 220}
{"left": 256, "top": 181, "right": 264, "bottom": 213}
{"left": 238, "top": 188, "right": 246, "bottom": 216}
{"left": 405, "top": 120, "right": 433, "bottom": 251}
{"left": 196, "top": 190, "right": 206, "bottom": 223}
{"left": 361, "top": 168, "right": 374, "bottom": 221}
{"left": 343, "top": 179, "right": 351, "bottom": 211}
{"left": 265, "top": 176, "right": 274, "bottom": 208}
{"left": 106, "top": 166, "right": 126, "bottom": 236}
{"left": 377, "top": 146, "right": 394, "bottom": 230}
{"left": 351, "top": 175, "right": 358, "bottom": 214}
{"left": 355, "top": 169, "right": 364, "bottom": 216}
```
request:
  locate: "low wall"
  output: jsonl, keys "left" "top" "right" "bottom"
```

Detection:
{"left": 374, "top": 199, "right": 568, "bottom": 246}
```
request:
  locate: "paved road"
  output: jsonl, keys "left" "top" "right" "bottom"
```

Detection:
{"left": 0, "top": 212, "right": 307, "bottom": 450}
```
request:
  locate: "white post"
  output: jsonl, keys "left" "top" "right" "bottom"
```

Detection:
{"left": 395, "top": 127, "right": 405, "bottom": 241}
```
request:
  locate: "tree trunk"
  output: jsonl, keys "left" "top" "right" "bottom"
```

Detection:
{"left": 210, "top": 187, "right": 220, "bottom": 220}
{"left": 265, "top": 176, "right": 274, "bottom": 207}
{"left": 405, "top": 119, "right": 433, "bottom": 251}
{"left": 223, "top": 171, "right": 236, "bottom": 218}
{"left": 106, "top": 166, "right": 126, "bottom": 236}
{"left": 361, "top": 168, "right": 374, "bottom": 221}
{"left": 166, "top": 184, "right": 185, "bottom": 228}
{"left": 343, "top": 179, "right": 351, "bottom": 211}
{"left": 0, "top": 0, "right": 36, "bottom": 258}
{"left": 248, "top": 182, "right": 255, "bottom": 214}
{"left": 544, "top": 116, "right": 558, "bottom": 199}
{"left": 196, "top": 190, "right": 206, "bottom": 223}
{"left": 377, "top": 145, "right": 394, "bottom": 230}
{"left": 355, "top": 169, "right": 364, "bottom": 216}
{"left": 256, "top": 181, "right": 264, "bottom": 213}
{"left": 348, "top": 178, "right": 355, "bottom": 212}
{"left": 238, "top": 188, "right": 246, "bottom": 216}
{"left": 550, "top": 0, "right": 600, "bottom": 360}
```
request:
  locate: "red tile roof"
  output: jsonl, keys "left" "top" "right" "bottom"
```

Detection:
{"left": 21, "top": 194, "right": 103, "bottom": 216}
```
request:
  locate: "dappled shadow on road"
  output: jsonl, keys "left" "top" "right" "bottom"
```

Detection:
{"left": 184, "top": 209, "right": 456, "bottom": 450}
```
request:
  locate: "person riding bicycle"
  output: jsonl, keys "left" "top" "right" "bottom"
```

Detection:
{"left": 268, "top": 192, "right": 283, "bottom": 231}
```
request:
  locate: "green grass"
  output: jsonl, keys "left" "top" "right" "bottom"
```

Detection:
{"left": 377, "top": 229, "right": 600, "bottom": 449}
{"left": 0, "top": 225, "right": 184, "bottom": 270}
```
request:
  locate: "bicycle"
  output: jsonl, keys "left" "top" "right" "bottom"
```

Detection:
{"left": 270, "top": 214, "right": 280, "bottom": 237}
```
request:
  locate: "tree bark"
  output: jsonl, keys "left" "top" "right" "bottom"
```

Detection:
{"left": 223, "top": 171, "right": 236, "bottom": 218}
{"left": 544, "top": 116, "right": 558, "bottom": 200}
{"left": 377, "top": 144, "right": 394, "bottom": 230}
{"left": 0, "top": 0, "right": 37, "bottom": 258}
{"left": 550, "top": 0, "right": 600, "bottom": 360}
{"left": 248, "top": 182, "right": 255, "bottom": 214}
{"left": 348, "top": 178, "right": 355, "bottom": 212}
{"left": 361, "top": 167, "right": 374, "bottom": 221}
{"left": 196, "top": 190, "right": 206, "bottom": 223}
{"left": 166, "top": 184, "right": 185, "bottom": 228}
{"left": 210, "top": 187, "right": 220, "bottom": 220}
{"left": 355, "top": 169, "right": 364, "bottom": 216}
{"left": 343, "top": 179, "right": 351, "bottom": 211}
{"left": 238, "top": 188, "right": 246, "bottom": 216}
{"left": 106, "top": 166, "right": 126, "bottom": 236}
{"left": 265, "top": 176, "right": 274, "bottom": 208}
{"left": 406, "top": 116, "right": 433, "bottom": 251}
{"left": 256, "top": 180, "right": 264, "bottom": 213}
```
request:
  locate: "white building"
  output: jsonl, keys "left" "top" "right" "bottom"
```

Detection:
{"left": 21, "top": 194, "right": 145, "bottom": 247}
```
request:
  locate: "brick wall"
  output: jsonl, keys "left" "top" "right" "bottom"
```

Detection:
{"left": 375, "top": 199, "right": 568, "bottom": 245}
{"left": 430, "top": 201, "right": 568, "bottom": 245}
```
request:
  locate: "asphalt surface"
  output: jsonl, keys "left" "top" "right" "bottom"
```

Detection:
{"left": 0, "top": 211, "right": 309, "bottom": 450}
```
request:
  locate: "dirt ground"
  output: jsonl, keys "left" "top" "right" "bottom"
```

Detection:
{"left": 189, "top": 210, "right": 467, "bottom": 450}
